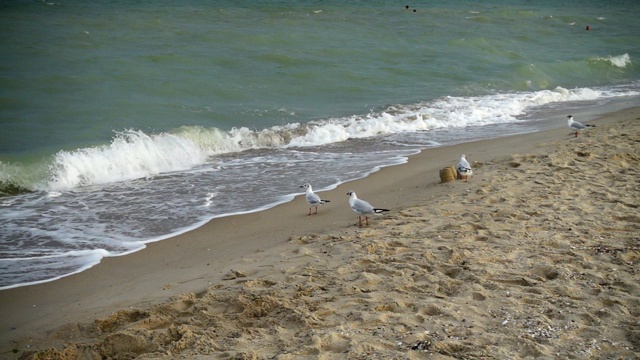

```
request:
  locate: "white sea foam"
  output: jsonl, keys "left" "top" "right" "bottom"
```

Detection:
{"left": 204, "top": 192, "right": 216, "bottom": 207}
{"left": 289, "top": 85, "right": 627, "bottom": 148}
{"left": 0, "top": 249, "right": 110, "bottom": 290}
{"left": 46, "top": 129, "right": 210, "bottom": 190}
{"left": 589, "top": 53, "right": 631, "bottom": 69}
{"left": 39, "top": 86, "right": 637, "bottom": 191}
{"left": 602, "top": 53, "right": 631, "bottom": 68}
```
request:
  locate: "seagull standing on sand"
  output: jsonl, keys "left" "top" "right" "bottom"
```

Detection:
{"left": 346, "top": 191, "right": 389, "bottom": 226}
{"left": 457, "top": 154, "right": 473, "bottom": 182}
{"left": 567, "top": 115, "right": 595, "bottom": 137}
{"left": 300, "top": 183, "right": 330, "bottom": 215}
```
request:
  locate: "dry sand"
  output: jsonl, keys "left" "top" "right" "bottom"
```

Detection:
{"left": 1, "top": 107, "right": 639, "bottom": 359}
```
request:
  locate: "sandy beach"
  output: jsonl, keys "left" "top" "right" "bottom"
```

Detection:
{"left": 1, "top": 107, "right": 639, "bottom": 359}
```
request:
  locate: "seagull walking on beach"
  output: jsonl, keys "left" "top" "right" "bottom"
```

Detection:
{"left": 457, "top": 154, "right": 473, "bottom": 182}
{"left": 567, "top": 115, "right": 595, "bottom": 137}
{"left": 346, "top": 191, "right": 389, "bottom": 226}
{"left": 300, "top": 183, "right": 330, "bottom": 215}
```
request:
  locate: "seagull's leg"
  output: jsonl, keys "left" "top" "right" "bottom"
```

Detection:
{"left": 314, "top": 206, "right": 318, "bottom": 214}
{"left": 358, "top": 215, "right": 362, "bottom": 226}
{"left": 308, "top": 207, "right": 312, "bottom": 216}
{"left": 575, "top": 131, "right": 579, "bottom": 137}
{"left": 365, "top": 216, "right": 369, "bottom": 225}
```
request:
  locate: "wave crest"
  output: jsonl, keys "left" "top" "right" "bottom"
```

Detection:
{"left": 591, "top": 53, "right": 631, "bottom": 68}
{"left": 47, "top": 129, "right": 210, "bottom": 190}
{"left": 2, "top": 84, "right": 637, "bottom": 193}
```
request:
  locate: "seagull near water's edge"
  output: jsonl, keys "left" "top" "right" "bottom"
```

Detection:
{"left": 346, "top": 191, "right": 389, "bottom": 226}
{"left": 300, "top": 183, "right": 330, "bottom": 215}
{"left": 567, "top": 115, "right": 595, "bottom": 137}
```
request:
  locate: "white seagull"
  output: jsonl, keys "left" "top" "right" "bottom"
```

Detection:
{"left": 300, "top": 183, "right": 330, "bottom": 215}
{"left": 346, "top": 191, "right": 389, "bottom": 226}
{"left": 457, "top": 154, "right": 473, "bottom": 182}
{"left": 567, "top": 115, "right": 595, "bottom": 137}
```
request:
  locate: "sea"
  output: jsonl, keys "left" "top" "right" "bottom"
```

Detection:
{"left": 1, "top": 0, "right": 639, "bottom": 290}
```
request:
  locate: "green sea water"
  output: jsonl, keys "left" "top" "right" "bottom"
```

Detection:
{"left": 0, "top": 0, "right": 639, "bottom": 289}
{"left": 2, "top": 0, "right": 638, "bottom": 158}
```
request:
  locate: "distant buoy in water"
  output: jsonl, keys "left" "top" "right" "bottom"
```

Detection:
{"left": 586, "top": 25, "right": 590, "bottom": 30}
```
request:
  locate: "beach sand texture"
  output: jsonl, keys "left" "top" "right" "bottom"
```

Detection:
{"left": 4, "top": 108, "right": 639, "bottom": 359}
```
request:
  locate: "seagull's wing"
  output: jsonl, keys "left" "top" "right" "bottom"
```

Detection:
{"left": 570, "top": 121, "right": 587, "bottom": 130}
{"left": 306, "top": 191, "right": 322, "bottom": 205}
{"left": 352, "top": 198, "right": 375, "bottom": 214}
{"left": 457, "top": 158, "right": 471, "bottom": 171}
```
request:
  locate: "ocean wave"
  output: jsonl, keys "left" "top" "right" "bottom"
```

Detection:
{"left": 0, "top": 182, "right": 33, "bottom": 197}
{"left": 0, "top": 162, "right": 39, "bottom": 197}
{"left": 512, "top": 54, "right": 635, "bottom": 91}
{"left": 46, "top": 129, "right": 211, "bottom": 190}
{"left": 1, "top": 85, "right": 637, "bottom": 193}
{"left": 590, "top": 53, "right": 631, "bottom": 68}
{"left": 0, "top": 249, "right": 111, "bottom": 290}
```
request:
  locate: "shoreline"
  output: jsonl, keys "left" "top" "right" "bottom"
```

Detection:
{"left": 1, "top": 107, "right": 638, "bottom": 359}
{"left": 2, "top": 94, "right": 639, "bottom": 292}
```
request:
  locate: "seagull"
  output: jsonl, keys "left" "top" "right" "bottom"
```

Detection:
{"left": 300, "top": 183, "right": 330, "bottom": 215}
{"left": 457, "top": 154, "right": 473, "bottom": 182}
{"left": 567, "top": 115, "right": 595, "bottom": 137}
{"left": 346, "top": 191, "right": 389, "bottom": 226}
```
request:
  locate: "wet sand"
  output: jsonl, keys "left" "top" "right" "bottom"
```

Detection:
{"left": 2, "top": 107, "right": 639, "bottom": 359}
